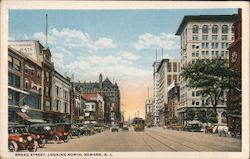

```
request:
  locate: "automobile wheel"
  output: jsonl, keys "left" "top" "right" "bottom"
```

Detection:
{"left": 38, "top": 139, "right": 46, "bottom": 148}
{"left": 28, "top": 140, "right": 38, "bottom": 152}
{"left": 69, "top": 133, "right": 73, "bottom": 139}
{"left": 8, "top": 141, "right": 18, "bottom": 152}
{"left": 52, "top": 135, "right": 59, "bottom": 144}
{"left": 63, "top": 135, "right": 69, "bottom": 143}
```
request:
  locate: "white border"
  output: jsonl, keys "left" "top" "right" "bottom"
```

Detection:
{"left": 0, "top": 1, "right": 249, "bottom": 159}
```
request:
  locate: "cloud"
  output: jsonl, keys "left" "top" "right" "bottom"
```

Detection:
{"left": 133, "top": 32, "right": 179, "bottom": 50}
{"left": 32, "top": 28, "right": 116, "bottom": 50}
{"left": 94, "top": 37, "right": 116, "bottom": 49}
{"left": 65, "top": 52, "right": 149, "bottom": 83}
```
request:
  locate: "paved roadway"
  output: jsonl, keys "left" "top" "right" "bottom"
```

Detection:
{"left": 38, "top": 127, "right": 241, "bottom": 152}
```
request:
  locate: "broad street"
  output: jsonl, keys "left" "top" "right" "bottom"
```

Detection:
{"left": 38, "top": 127, "right": 241, "bottom": 152}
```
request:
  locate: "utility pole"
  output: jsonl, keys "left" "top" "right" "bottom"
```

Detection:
{"left": 45, "top": 14, "right": 48, "bottom": 47}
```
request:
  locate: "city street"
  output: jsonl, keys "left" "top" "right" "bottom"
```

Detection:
{"left": 38, "top": 127, "right": 241, "bottom": 152}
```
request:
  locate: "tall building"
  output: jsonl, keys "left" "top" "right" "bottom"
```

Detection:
{"left": 153, "top": 61, "right": 160, "bottom": 125}
{"left": 145, "top": 97, "right": 154, "bottom": 125}
{"left": 175, "top": 14, "right": 238, "bottom": 125}
{"left": 153, "top": 59, "right": 180, "bottom": 126}
{"left": 75, "top": 74, "right": 120, "bottom": 124}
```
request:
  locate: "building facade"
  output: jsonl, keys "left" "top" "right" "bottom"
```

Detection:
{"left": 167, "top": 82, "right": 180, "bottom": 125}
{"left": 51, "top": 71, "right": 71, "bottom": 123}
{"left": 82, "top": 92, "right": 105, "bottom": 124}
{"left": 153, "top": 61, "right": 160, "bottom": 125}
{"left": 145, "top": 97, "right": 154, "bottom": 125}
{"left": 153, "top": 59, "right": 180, "bottom": 126}
{"left": 227, "top": 9, "right": 242, "bottom": 129}
{"left": 175, "top": 15, "right": 238, "bottom": 125}
{"left": 75, "top": 74, "right": 120, "bottom": 124}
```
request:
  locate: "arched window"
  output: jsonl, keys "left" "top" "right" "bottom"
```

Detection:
{"left": 222, "top": 25, "right": 228, "bottom": 33}
{"left": 202, "top": 25, "right": 208, "bottom": 33}
{"left": 212, "top": 25, "right": 218, "bottom": 33}
{"left": 192, "top": 25, "right": 198, "bottom": 33}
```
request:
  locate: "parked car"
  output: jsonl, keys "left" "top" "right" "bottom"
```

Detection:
{"left": 29, "top": 123, "right": 69, "bottom": 144}
{"left": 122, "top": 125, "right": 129, "bottom": 131}
{"left": 8, "top": 124, "right": 38, "bottom": 152}
{"left": 111, "top": 125, "right": 119, "bottom": 132}
{"left": 78, "top": 125, "right": 92, "bottom": 136}
{"left": 188, "top": 123, "right": 202, "bottom": 132}
{"left": 69, "top": 125, "right": 81, "bottom": 138}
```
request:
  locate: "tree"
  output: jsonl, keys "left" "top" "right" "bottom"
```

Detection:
{"left": 185, "top": 108, "right": 195, "bottom": 121}
{"left": 181, "top": 58, "right": 241, "bottom": 114}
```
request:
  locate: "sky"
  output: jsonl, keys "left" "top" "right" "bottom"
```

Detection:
{"left": 9, "top": 9, "right": 237, "bottom": 121}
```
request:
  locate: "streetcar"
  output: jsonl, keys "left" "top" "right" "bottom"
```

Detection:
{"left": 133, "top": 117, "right": 145, "bottom": 131}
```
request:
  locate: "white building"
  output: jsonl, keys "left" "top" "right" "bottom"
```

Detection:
{"left": 52, "top": 71, "right": 71, "bottom": 115}
{"left": 153, "top": 59, "right": 180, "bottom": 126}
{"left": 145, "top": 97, "right": 154, "bottom": 125}
{"left": 175, "top": 15, "right": 238, "bottom": 125}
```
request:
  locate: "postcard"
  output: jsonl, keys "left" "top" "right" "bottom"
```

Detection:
{"left": 0, "top": 1, "right": 249, "bottom": 159}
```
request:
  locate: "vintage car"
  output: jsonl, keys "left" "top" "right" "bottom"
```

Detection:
{"left": 111, "top": 125, "right": 119, "bottom": 132}
{"left": 29, "top": 123, "right": 69, "bottom": 144}
{"left": 122, "top": 125, "right": 129, "bottom": 131}
{"left": 78, "top": 125, "right": 92, "bottom": 136}
{"left": 69, "top": 124, "right": 81, "bottom": 138}
{"left": 8, "top": 124, "right": 38, "bottom": 152}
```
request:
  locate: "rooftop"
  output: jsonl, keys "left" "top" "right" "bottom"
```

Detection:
{"left": 175, "top": 14, "right": 238, "bottom": 35}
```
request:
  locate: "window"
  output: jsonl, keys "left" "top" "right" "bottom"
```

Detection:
{"left": 192, "top": 52, "right": 195, "bottom": 57}
{"left": 45, "top": 100, "right": 50, "bottom": 111}
{"left": 202, "top": 35, "right": 208, "bottom": 40}
{"left": 196, "top": 101, "right": 200, "bottom": 105}
{"left": 8, "top": 90, "right": 20, "bottom": 106}
{"left": 201, "top": 51, "right": 205, "bottom": 57}
{"left": 192, "top": 60, "right": 196, "bottom": 64}
{"left": 45, "top": 72, "right": 50, "bottom": 82}
{"left": 202, "top": 43, "right": 209, "bottom": 49}
{"left": 8, "top": 73, "right": 20, "bottom": 88}
{"left": 25, "top": 93, "right": 41, "bottom": 110}
{"left": 64, "top": 90, "right": 67, "bottom": 100}
{"left": 192, "top": 91, "right": 195, "bottom": 96}
{"left": 37, "top": 71, "right": 41, "bottom": 79}
{"left": 44, "top": 87, "right": 50, "bottom": 96}
{"left": 202, "top": 25, "right": 208, "bottom": 33}
{"left": 56, "top": 86, "right": 60, "bottom": 97}
{"left": 221, "top": 43, "right": 225, "bottom": 49}
{"left": 222, "top": 35, "right": 228, "bottom": 41}
{"left": 167, "top": 62, "right": 171, "bottom": 72}
{"left": 31, "top": 68, "right": 35, "bottom": 75}
{"left": 173, "top": 75, "right": 177, "bottom": 82}
{"left": 212, "top": 35, "right": 218, "bottom": 40}
{"left": 192, "top": 25, "right": 199, "bottom": 33}
{"left": 196, "top": 52, "right": 199, "bottom": 57}
{"left": 25, "top": 80, "right": 29, "bottom": 89}
{"left": 167, "top": 75, "right": 171, "bottom": 84}
{"left": 64, "top": 103, "right": 67, "bottom": 113}
{"left": 192, "top": 35, "right": 198, "bottom": 41}
{"left": 13, "top": 59, "right": 21, "bottom": 71}
{"left": 212, "top": 25, "right": 218, "bottom": 33}
{"left": 221, "top": 51, "right": 225, "bottom": 57}
{"left": 192, "top": 100, "right": 195, "bottom": 105}
{"left": 222, "top": 25, "right": 228, "bottom": 33}
{"left": 173, "top": 62, "right": 177, "bottom": 72}
{"left": 56, "top": 100, "right": 60, "bottom": 111}
{"left": 212, "top": 43, "right": 219, "bottom": 49}
{"left": 8, "top": 55, "right": 13, "bottom": 69}
{"left": 206, "top": 51, "right": 209, "bottom": 57}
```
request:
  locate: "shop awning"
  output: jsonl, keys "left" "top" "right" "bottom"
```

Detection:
{"left": 8, "top": 86, "right": 29, "bottom": 95}
{"left": 27, "top": 119, "right": 46, "bottom": 123}
{"left": 17, "top": 112, "right": 31, "bottom": 120}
